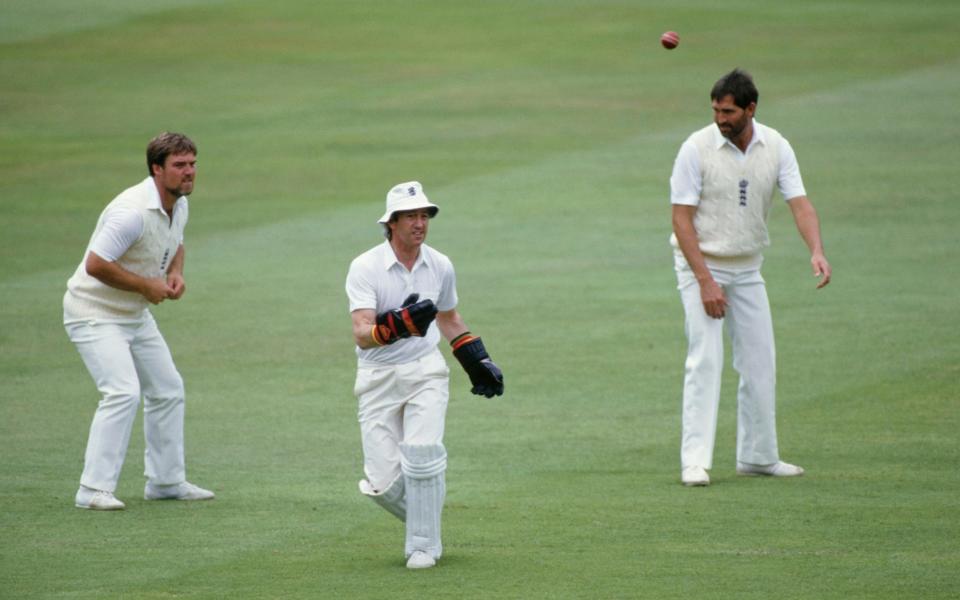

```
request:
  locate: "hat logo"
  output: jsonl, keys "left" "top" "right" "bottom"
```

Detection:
{"left": 407, "top": 186, "right": 417, "bottom": 196}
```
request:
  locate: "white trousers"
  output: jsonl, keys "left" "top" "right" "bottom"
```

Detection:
{"left": 65, "top": 314, "right": 186, "bottom": 492}
{"left": 355, "top": 349, "right": 449, "bottom": 492}
{"left": 677, "top": 264, "right": 780, "bottom": 470}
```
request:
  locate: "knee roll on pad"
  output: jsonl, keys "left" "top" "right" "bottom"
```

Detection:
{"left": 400, "top": 443, "right": 447, "bottom": 478}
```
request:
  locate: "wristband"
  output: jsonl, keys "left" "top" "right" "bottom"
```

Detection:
{"left": 450, "top": 331, "right": 477, "bottom": 351}
{"left": 371, "top": 324, "right": 387, "bottom": 346}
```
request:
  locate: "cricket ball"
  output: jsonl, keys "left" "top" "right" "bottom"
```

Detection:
{"left": 660, "top": 31, "right": 679, "bottom": 50}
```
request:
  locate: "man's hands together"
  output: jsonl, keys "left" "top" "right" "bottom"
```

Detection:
{"left": 372, "top": 293, "right": 438, "bottom": 345}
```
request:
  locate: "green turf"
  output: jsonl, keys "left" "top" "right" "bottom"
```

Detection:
{"left": 2, "top": 0, "right": 959, "bottom": 598}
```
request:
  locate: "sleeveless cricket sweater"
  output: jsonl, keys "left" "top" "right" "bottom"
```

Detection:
{"left": 64, "top": 177, "right": 187, "bottom": 321}
{"left": 683, "top": 123, "right": 784, "bottom": 261}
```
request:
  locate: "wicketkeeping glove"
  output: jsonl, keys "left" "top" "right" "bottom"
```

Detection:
{"left": 372, "top": 293, "right": 438, "bottom": 346}
{"left": 451, "top": 332, "right": 504, "bottom": 398}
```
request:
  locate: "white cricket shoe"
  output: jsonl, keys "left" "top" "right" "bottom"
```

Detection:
{"left": 144, "top": 481, "right": 215, "bottom": 501}
{"left": 75, "top": 487, "right": 125, "bottom": 510}
{"left": 681, "top": 465, "right": 710, "bottom": 487}
{"left": 406, "top": 551, "right": 436, "bottom": 570}
{"left": 737, "top": 461, "right": 804, "bottom": 477}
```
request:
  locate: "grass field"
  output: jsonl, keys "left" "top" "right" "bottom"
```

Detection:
{"left": 2, "top": 1, "right": 959, "bottom": 598}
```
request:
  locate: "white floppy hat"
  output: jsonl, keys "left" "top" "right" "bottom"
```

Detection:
{"left": 378, "top": 181, "right": 439, "bottom": 224}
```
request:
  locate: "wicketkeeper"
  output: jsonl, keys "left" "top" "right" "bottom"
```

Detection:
{"left": 345, "top": 181, "right": 504, "bottom": 569}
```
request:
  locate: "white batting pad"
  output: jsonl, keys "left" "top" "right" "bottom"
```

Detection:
{"left": 400, "top": 443, "right": 446, "bottom": 560}
{"left": 359, "top": 475, "right": 406, "bottom": 521}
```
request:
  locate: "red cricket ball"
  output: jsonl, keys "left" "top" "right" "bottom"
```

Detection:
{"left": 660, "top": 31, "right": 679, "bottom": 50}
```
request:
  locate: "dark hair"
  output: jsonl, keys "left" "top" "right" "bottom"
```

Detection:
{"left": 710, "top": 68, "right": 758, "bottom": 109}
{"left": 146, "top": 132, "right": 197, "bottom": 176}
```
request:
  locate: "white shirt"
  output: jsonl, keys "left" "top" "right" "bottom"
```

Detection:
{"left": 89, "top": 198, "right": 186, "bottom": 262}
{"left": 670, "top": 120, "right": 806, "bottom": 206}
{"left": 64, "top": 177, "right": 188, "bottom": 323}
{"left": 346, "top": 241, "right": 458, "bottom": 364}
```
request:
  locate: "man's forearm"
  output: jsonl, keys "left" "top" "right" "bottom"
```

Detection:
{"left": 85, "top": 251, "right": 171, "bottom": 303}
{"left": 672, "top": 206, "right": 712, "bottom": 281}
{"left": 788, "top": 197, "right": 825, "bottom": 255}
{"left": 86, "top": 252, "right": 149, "bottom": 294}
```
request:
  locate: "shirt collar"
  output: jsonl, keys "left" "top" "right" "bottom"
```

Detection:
{"left": 144, "top": 176, "right": 186, "bottom": 215}
{"left": 711, "top": 119, "right": 765, "bottom": 152}
{"left": 380, "top": 240, "right": 427, "bottom": 272}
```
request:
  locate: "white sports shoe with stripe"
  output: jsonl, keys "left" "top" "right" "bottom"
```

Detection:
{"left": 681, "top": 465, "right": 710, "bottom": 487}
{"left": 406, "top": 550, "right": 436, "bottom": 569}
{"left": 737, "top": 461, "right": 804, "bottom": 477}
{"left": 75, "top": 487, "right": 125, "bottom": 510}
{"left": 144, "top": 481, "right": 215, "bottom": 501}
